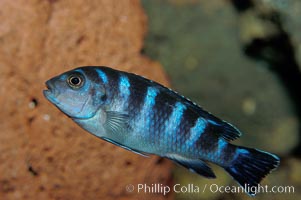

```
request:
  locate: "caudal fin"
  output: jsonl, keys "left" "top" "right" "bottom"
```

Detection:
{"left": 225, "top": 147, "right": 280, "bottom": 196}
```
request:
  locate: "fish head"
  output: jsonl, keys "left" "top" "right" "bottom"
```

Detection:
{"left": 43, "top": 68, "right": 106, "bottom": 119}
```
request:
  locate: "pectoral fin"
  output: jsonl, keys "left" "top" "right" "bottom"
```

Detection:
{"left": 102, "top": 111, "right": 148, "bottom": 156}
{"left": 104, "top": 111, "right": 131, "bottom": 135}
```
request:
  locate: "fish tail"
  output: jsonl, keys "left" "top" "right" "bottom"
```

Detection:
{"left": 225, "top": 146, "right": 280, "bottom": 196}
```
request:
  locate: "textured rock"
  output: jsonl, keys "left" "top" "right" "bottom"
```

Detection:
{"left": 0, "top": 0, "right": 172, "bottom": 200}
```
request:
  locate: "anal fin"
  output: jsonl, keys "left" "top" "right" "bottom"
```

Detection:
{"left": 166, "top": 154, "right": 216, "bottom": 178}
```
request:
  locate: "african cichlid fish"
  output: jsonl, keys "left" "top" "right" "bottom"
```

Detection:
{"left": 43, "top": 66, "right": 280, "bottom": 196}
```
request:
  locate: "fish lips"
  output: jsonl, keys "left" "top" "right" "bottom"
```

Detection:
{"left": 43, "top": 80, "right": 59, "bottom": 105}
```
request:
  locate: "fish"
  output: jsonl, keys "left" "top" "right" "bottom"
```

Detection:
{"left": 43, "top": 66, "right": 280, "bottom": 196}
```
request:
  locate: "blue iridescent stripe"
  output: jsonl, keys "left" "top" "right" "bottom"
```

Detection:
{"left": 217, "top": 138, "right": 228, "bottom": 156}
{"left": 96, "top": 69, "right": 108, "bottom": 84}
{"left": 144, "top": 87, "right": 158, "bottom": 108}
{"left": 119, "top": 75, "right": 130, "bottom": 102}
{"left": 136, "top": 86, "right": 158, "bottom": 130}
{"left": 185, "top": 118, "right": 206, "bottom": 147}
{"left": 165, "top": 102, "right": 186, "bottom": 136}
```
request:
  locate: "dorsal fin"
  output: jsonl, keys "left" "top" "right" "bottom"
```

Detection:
{"left": 123, "top": 70, "right": 242, "bottom": 142}
{"left": 208, "top": 119, "right": 242, "bottom": 141}
{"left": 106, "top": 69, "right": 242, "bottom": 141}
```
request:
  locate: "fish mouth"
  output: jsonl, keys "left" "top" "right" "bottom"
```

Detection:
{"left": 43, "top": 80, "right": 53, "bottom": 96}
{"left": 43, "top": 80, "right": 59, "bottom": 104}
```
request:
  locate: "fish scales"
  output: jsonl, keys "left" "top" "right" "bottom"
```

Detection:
{"left": 98, "top": 67, "right": 212, "bottom": 156}
{"left": 44, "top": 66, "right": 280, "bottom": 196}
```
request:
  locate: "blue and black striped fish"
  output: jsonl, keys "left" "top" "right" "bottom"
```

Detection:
{"left": 44, "top": 66, "right": 280, "bottom": 196}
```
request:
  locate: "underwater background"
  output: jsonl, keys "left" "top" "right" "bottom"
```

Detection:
{"left": 0, "top": 0, "right": 300, "bottom": 199}
{"left": 141, "top": 0, "right": 301, "bottom": 199}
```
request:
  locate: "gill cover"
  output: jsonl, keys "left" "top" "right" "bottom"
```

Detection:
{"left": 44, "top": 69, "right": 106, "bottom": 119}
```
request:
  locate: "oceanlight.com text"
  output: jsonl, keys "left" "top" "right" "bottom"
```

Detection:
{"left": 125, "top": 183, "right": 295, "bottom": 196}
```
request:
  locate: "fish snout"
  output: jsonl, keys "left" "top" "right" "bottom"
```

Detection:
{"left": 43, "top": 79, "right": 59, "bottom": 101}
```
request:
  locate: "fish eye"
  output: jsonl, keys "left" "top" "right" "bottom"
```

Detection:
{"left": 67, "top": 74, "right": 84, "bottom": 89}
